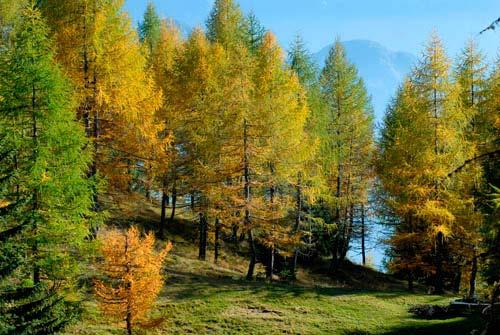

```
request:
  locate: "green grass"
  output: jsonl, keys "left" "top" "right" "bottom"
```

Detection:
{"left": 64, "top": 201, "right": 483, "bottom": 335}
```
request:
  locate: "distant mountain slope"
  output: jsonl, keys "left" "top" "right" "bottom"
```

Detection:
{"left": 314, "top": 39, "right": 416, "bottom": 123}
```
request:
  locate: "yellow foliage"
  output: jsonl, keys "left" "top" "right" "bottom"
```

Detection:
{"left": 432, "top": 224, "right": 451, "bottom": 238}
{"left": 40, "top": 0, "right": 164, "bottom": 194}
{"left": 417, "top": 200, "right": 454, "bottom": 224}
{"left": 0, "top": 199, "right": 9, "bottom": 208}
{"left": 94, "top": 227, "right": 172, "bottom": 331}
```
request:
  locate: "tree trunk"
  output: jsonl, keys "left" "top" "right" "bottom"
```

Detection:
{"left": 31, "top": 84, "right": 40, "bottom": 285}
{"left": 126, "top": 159, "right": 133, "bottom": 192}
{"left": 231, "top": 225, "right": 238, "bottom": 243}
{"left": 292, "top": 251, "right": 299, "bottom": 280}
{"left": 330, "top": 173, "right": 343, "bottom": 273}
{"left": 145, "top": 163, "right": 152, "bottom": 201}
{"left": 243, "top": 119, "right": 255, "bottom": 280}
{"left": 88, "top": 70, "right": 100, "bottom": 238}
{"left": 267, "top": 164, "right": 276, "bottom": 282}
{"left": 468, "top": 250, "right": 478, "bottom": 300}
{"left": 202, "top": 215, "right": 207, "bottom": 260}
{"left": 80, "top": 15, "right": 99, "bottom": 237}
{"left": 361, "top": 204, "right": 366, "bottom": 266}
{"left": 485, "top": 285, "right": 500, "bottom": 335}
{"left": 266, "top": 245, "right": 274, "bottom": 282}
{"left": 246, "top": 230, "right": 256, "bottom": 280}
{"left": 125, "top": 235, "right": 133, "bottom": 335}
{"left": 170, "top": 182, "right": 177, "bottom": 223}
{"left": 331, "top": 78, "right": 344, "bottom": 274}
{"left": 82, "top": 15, "right": 90, "bottom": 135}
{"left": 333, "top": 206, "right": 351, "bottom": 271}
{"left": 91, "top": 71, "right": 99, "bottom": 204}
{"left": 198, "top": 213, "right": 207, "bottom": 261}
{"left": 126, "top": 312, "right": 132, "bottom": 335}
{"left": 408, "top": 271, "right": 414, "bottom": 292}
{"left": 160, "top": 190, "right": 167, "bottom": 238}
{"left": 339, "top": 203, "right": 354, "bottom": 262}
{"left": 432, "top": 81, "right": 444, "bottom": 295}
{"left": 453, "top": 264, "right": 462, "bottom": 294}
{"left": 435, "top": 231, "right": 445, "bottom": 294}
{"left": 291, "top": 174, "right": 302, "bottom": 279}
{"left": 408, "top": 215, "right": 415, "bottom": 292}
{"left": 214, "top": 218, "right": 220, "bottom": 263}
{"left": 330, "top": 238, "right": 340, "bottom": 272}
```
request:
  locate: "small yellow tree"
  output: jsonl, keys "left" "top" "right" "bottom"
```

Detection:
{"left": 94, "top": 227, "right": 172, "bottom": 335}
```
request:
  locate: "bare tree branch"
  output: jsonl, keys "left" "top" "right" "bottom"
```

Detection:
{"left": 480, "top": 17, "right": 500, "bottom": 34}
{"left": 447, "top": 148, "right": 500, "bottom": 178}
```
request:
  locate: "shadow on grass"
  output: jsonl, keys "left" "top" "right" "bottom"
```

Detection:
{"left": 382, "top": 315, "right": 483, "bottom": 335}
{"left": 165, "top": 270, "right": 484, "bottom": 335}
{"left": 371, "top": 292, "right": 451, "bottom": 303}
{"left": 340, "top": 315, "right": 482, "bottom": 335}
{"left": 166, "top": 268, "right": 405, "bottom": 302}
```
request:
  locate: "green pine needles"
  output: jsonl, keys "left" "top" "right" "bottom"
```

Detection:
{"left": 0, "top": 5, "right": 95, "bottom": 334}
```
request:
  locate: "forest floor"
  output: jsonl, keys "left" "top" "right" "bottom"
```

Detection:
{"left": 64, "top": 198, "right": 483, "bottom": 335}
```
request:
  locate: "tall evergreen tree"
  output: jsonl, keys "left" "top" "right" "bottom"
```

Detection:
{"left": 319, "top": 39, "right": 374, "bottom": 272}
{"left": 188, "top": 33, "right": 255, "bottom": 265}
{"left": 287, "top": 34, "right": 323, "bottom": 278}
{"left": 206, "top": 0, "right": 246, "bottom": 49}
{"left": 0, "top": 5, "right": 94, "bottom": 334}
{"left": 242, "top": 11, "right": 266, "bottom": 53}
{"left": 250, "top": 32, "right": 311, "bottom": 280}
{"left": 378, "top": 33, "right": 468, "bottom": 293}
{"left": 170, "top": 27, "right": 216, "bottom": 246}
{"left": 148, "top": 19, "right": 183, "bottom": 235}
{"left": 450, "top": 39, "right": 489, "bottom": 297}
{"left": 138, "top": 1, "right": 161, "bottom": 55}
{"left": 287, "top": 35, "right": 318, "bottom": 88}
{"left": 411, "top": 33, "right": 467, "bottom": 293}
{"left": 377, "top": 81, "right": 430, "bottom": 291}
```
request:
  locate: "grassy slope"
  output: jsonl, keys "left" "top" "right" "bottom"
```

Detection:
{"left": 65, "top": 200, "right": 482, "bottom": 335}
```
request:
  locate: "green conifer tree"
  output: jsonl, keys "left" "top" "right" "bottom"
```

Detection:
{"left": 319, "top": 39, "right": 374, "bottom": 272}
{"left": 242, "top": 11, "right": 266, "bottom": 53}
{"left": 449, "top": 40, "right": 489, "bottom": 297}
{"left": 138, "top": 1, "right": 162, "bottom": 55}
{"left": 206, "top": 0, "right": 246, "bottom": 49}
{"left": 0, "top": 5, "right": 94, "bottom": 334}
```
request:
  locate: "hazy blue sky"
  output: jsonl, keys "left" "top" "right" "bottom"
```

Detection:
{"left": 125, "top": 0, "right": 500, "bottom": 58}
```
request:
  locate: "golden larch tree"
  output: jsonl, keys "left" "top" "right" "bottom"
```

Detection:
{"left": 94, "top": 227, "right": 172, "bottom": 335}
{"left": 38, "top": 0, "right": 164, "bottom": 208}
